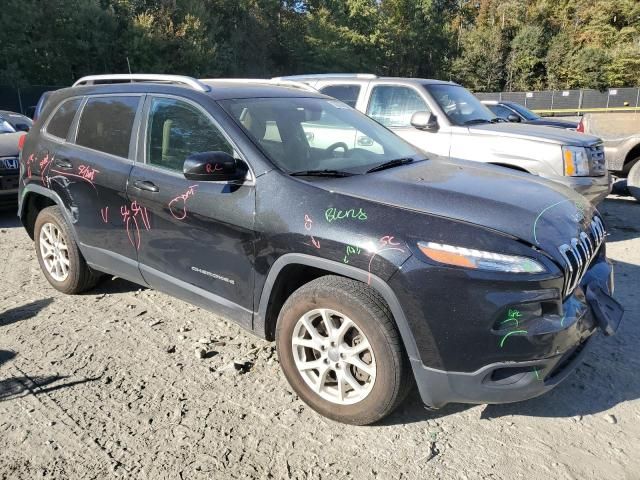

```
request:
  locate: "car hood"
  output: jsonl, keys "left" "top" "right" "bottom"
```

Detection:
{"left": 468, "top": 122, "right": 599, "bottom": 146}
{"left": 528, "top": 118, "right": 579, "bottom": 129}
{"left": 0, "top": 132, "right": 21, "bottom": 157}
{"left": 320, "top": 159, "right": 597, "bottom": 260}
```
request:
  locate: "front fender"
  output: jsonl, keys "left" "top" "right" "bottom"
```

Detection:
{"left": 255, "top": 253, "right": 421, "bottom": 363}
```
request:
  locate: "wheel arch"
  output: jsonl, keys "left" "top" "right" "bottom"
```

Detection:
{"left": 488, "top": 162, "right": 530, "bottom": 173}
{"left": 19, "top": 185, "right": 75, "bottom": 240}
{"left": 255, "top": 253, "right": 420, "bottom": 362}
{"left": 622, "top": 142, "right": 640, "bottom": 175}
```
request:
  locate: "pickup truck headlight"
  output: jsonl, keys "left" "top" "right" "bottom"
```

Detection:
{"left": 562, "top": 146, "right": 590, "bottom": 176}
{"left": 418, "top": 242, "right": 546, "bottom": 273}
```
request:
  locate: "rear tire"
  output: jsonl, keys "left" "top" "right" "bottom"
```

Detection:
{"left": 34, "top": 206, "right": 101, "bottom": 294}
{"left": 276, "top": 275, "right": 411, "bottom": 425}
{"left": 628, "top": 158, "right": 640, "bottom": 202}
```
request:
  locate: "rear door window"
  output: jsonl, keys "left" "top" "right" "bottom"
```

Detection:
{"left": 46, "top": 98, "right": 82, "bottom": 140}
{"left": 319, "top": 85, "right": 361, "bottom": 108}
{"left": 76, "top": 96, "right": 140, "bottom": 158}
{"left": 366, "top": 86, "right": 429, "bottom": 128}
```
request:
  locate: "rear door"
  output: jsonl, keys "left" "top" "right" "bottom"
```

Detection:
{"left": 49, "top": 94, "right": 145, "bottom": 283}
{"left": 126, "top": 95, "right": 256, "bottom": 327}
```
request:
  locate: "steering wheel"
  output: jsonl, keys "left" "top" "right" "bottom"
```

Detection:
{"left": 325, "top": 142, "right": 349, "bottom": 156}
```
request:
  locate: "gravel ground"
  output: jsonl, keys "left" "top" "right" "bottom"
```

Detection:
{"left": 1, "top": 195, "right": 639, "bottom": 480}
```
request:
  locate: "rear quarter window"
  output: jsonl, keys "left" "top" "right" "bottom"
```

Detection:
{"left": 46, "top": 98, "right": 82, "bottom": 139}
{"left": 319, "top": 85, "right": 361, "bottom": 108}
{"left": 76, "top": 96, "right": 140, "bottom": 158}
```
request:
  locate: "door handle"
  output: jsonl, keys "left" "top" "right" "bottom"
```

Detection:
{"left": 54, "top": 157, "right": 73, "bottom": 169}
{"left": 133, "top": 180, "right": 159, "bottom": 193}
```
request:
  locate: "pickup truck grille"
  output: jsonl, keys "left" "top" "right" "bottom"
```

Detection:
{"left": 587, "top": 144, "right": 606, "bottom": 175}
{"left": 558, "top": 216, "right": 605, "bottom": 297}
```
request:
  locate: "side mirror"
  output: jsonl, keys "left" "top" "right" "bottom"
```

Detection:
{"left": 410, "top": 111, "right": 438, "bottom": 132}
{"left": 507, "top": 113, "right": 521, "bottom": 123}
{"left": 183, "top": 151, "right": 246, "bottom": 182}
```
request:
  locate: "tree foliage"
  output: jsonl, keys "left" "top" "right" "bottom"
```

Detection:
{"left": 0, "top": 0, "right": 638, "bottom": 91}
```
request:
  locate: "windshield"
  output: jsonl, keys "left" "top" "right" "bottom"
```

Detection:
{"left": 220, "top": 97, "right": 422, "bottom": 174}
{"left": 425, "top": 84, "right": 497, "bottom": 126}
{"left": 507, "top": 102, "right": 539, "bottom": 121}
{"left": 0, "top": 119, "right": 16, "bottom": 134}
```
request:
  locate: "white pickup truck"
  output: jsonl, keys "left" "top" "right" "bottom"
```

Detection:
{"left": 275, "top": 74, "right": 611, "bottom": 204}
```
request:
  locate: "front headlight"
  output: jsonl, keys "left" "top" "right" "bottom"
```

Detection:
{"left": 562, "top": 146, "right": 589, "bottom": 176}
{"left": 417, "top": 242, "right": 546, "bottom": 273}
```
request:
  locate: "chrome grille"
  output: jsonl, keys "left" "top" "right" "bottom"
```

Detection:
{"left": 558, "top": 216, "right": 605, "bottom": 297}
{"left": 587, "top": 143, "right": 606, "bottom": 175}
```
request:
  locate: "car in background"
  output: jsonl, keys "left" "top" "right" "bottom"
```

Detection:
{"left": 275, "top": 74, "right": 609, "bottom": 204}
{"left": 0, "top": 120, "right": 22, "bottom": 207}
{"left": 0, "top": 110, "right": 33, "bottom": 132}
{"left": 481, "top": 100, "right": 579, "bottom": 130}
{"left": 577, "top": 113, "right": 640, "bottom": 202}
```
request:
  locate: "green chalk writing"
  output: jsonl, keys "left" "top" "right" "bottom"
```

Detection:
{"left": 325, "top": 207, "right": 367, "bottom": 223}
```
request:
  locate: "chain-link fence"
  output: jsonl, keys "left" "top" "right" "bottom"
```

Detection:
{"left": 0, "top": 85, "right": 63, "bottom": 117}
{"left": 475, "top": 87, "right": 640, "bottom": 114}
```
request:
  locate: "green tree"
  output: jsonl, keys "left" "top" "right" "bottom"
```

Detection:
{"left": 451, "top": 26, "right": 507, "bottom": 91}
{"left": 505, "top": 25, "right": 547, "bottom": 91}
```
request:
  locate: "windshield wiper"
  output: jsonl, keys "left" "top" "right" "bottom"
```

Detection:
{"left": 289, "top": 169, "right": 355, "bottom": 177}
{"left": 366, "top": 157, "right": 414, "bottom": 173}
{"left": 463, "top": 118, "right": 492, "bottom": 125}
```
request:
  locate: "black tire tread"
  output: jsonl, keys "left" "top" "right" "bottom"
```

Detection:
{"left": 277, "top": 275, "right": 412, "bottom": 424}
{"left": 627, "top": 156, "right": 640, "bottom": 202}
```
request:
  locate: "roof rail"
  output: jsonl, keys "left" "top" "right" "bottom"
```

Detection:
{"left": 72, "top": 74, "right": 210, "bottom": 92}
{"left": 200, "top": 78, "right": 317, "bottom": 92}
{"left": 273, "top": 73, "right": 377, "bottom": 81}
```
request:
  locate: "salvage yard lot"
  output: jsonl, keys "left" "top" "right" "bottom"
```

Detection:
{"left": 1, "top": 196, "right": 639, "bottom": 480}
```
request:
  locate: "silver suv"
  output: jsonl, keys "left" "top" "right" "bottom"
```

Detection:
{"left": 276, "top": 74, "right": 610, "bottom": 204}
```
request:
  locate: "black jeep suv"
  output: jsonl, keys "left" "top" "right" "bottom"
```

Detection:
{"left": 18, "top": 75, "right": 623, "bottom": 425}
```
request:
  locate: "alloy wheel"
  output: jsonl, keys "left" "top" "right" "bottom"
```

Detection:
{"left": 291, "top": 308, "right": 376, "bottom": 405}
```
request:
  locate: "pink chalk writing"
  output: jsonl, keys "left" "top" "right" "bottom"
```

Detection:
{"left": 100, "top": 207, "right": 109, "bottom": 224}
{"left": 168, "top": 185, "right": 198, "bottom": 220}
{"left": 25, "top": 154, "right": 35, "bottom": 178}
{"left": 49, "top": 169, "right": 98, "bottom": 192}
{"left": 303, "top": 214, "right": 321, "bottom": 249}
{"left": 304, "top": 214, "right": 313, "bottom": 231}
{"left": 78, "top": 164, "right": 100, "bottom": 182}
{"left": 121, "top": 201, "right": 151, "bottom": 250}
{"left": 379, "top": 235, "right": 400, "bottom": 247}
{"left": 39, "top": 153, "right": 54, "bottom": 187}
{"left": 367, "top": 235, "right": 405, "bottom": 285}
{"left": 205, "top": 163, "right": 223, "bottom": 173}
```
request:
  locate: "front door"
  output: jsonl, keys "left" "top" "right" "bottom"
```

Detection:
{"left": 126, "top": 95, "right": 256, "bottom": 327}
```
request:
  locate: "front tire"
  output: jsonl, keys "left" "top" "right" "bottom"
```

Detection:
{"left": 276, "top": 276, "right": 411, "bottom": 425}
{"left": 627, "top": 157, "right": 640, "bottom": 202}
{"left": 34, "top": 206, "right": 101, "bottom": 294}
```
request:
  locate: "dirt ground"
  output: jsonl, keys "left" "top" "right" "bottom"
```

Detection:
{"left": 1, "top": 194, "right": 639, "bottom": 480}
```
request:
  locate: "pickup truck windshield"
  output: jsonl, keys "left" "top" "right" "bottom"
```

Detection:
{"left": 425, "top": 84, "right": 497, "bottom": 127}
{"left": 220, "top": 97, "right": 422, "bottom": 174}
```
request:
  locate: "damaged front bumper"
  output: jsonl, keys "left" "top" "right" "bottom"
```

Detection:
{"left": 411, "top": 257, "right": 623, "bottom": 408}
